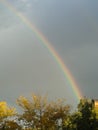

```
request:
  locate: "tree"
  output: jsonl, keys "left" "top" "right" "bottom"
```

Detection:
{"left": 17, "top": 93, "right": 70, "bottom": 130}
{"left": 73, "top": 98, "right": 98, "bottom": 130}
{"left": 63, "top": 98, "right": 98, "bottom": 130}
{"left": 63, "top": 114, "right": 77, "bottom": 130}
{"left": 0, "top": 102, "right": 15, "bottom": 118}
{"left": 0, "top": 120, "right": 22, "bottom": 130}
{"left": 0, "top": 101, "right": 17, "bottom": 130}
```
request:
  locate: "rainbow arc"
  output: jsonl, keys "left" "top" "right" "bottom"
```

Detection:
{"left": 1, "top": 0, "right": 83, "bottom": 101}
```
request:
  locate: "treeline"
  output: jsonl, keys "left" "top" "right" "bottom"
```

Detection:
{"left": 0, "top": 93, "right": 98, "bottom": 130}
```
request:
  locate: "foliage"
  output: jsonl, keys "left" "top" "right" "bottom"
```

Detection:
{"left": 0, "top": 120, "right": 22, "bottom": 130}
{"left": 95, "top": 107, "right": 98, "bottom": 119}
{"left": 76, "top": 98, "right": 98, "bottom": 130}
{"left": 0, "top": 102, "right": 19, "bottom": 130}
{"left": 0, "top": 102, "right": 15, "bottom": 119}
{"left": 17, "top": 94, "right": 70, "bottom": 130}
{"left": 0, "top": 95, "right": 98, "bottom": 130}
{"left": 63, "top": 98, "right": 98, "bottom": 130}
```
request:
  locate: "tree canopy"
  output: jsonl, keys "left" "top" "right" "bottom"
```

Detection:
{"left": 0, "top": 94, "right": 98, "bottom": 130}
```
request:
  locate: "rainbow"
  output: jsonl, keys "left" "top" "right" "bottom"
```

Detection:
{"left": 1, "top": 0, "right": 83, "bottom": 101}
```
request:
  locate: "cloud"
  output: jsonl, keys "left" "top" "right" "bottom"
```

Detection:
{"left": 1, "top": 0, "right": 98, "bottom": 107}
{"left": 20, "top": 0, "right": 31, "bottom": 7}
{"left": 21, "top": 0, "right": 27, "bottom": 3}
{"left": 0, "top": 23, "right": 76, "bottom": 107}
{"left": 0, "top": 4, "right": 20, "bottom": 30}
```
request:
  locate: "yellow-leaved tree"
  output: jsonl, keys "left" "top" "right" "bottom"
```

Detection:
{"left": 0, "top": 101, "right": 19, "bottom": 130}
{"left": 0, "top": 102, "right": 15, "bottom": 118}
{"left": 17, "top": 93, "right": 70, "bottom": 130}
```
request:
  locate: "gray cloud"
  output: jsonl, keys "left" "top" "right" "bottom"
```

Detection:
{"left": 0, "top": 0, "right": 98, "bottom": 108}
{"left": 0, "top": 24, "right": 76, "bottom": 107}
{"left": 0, "top": 5, "right": 20, "bottom": 30}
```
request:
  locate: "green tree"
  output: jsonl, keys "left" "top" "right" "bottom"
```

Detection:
{"left": 63, "top": 98, "right": 98, "bottom": 130}
{"left": 73, "top": 98, "right": 98, "bottom": 130}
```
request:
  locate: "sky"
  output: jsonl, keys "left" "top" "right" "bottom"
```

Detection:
{"left": 0, "top": 0, "right": 98, "bottom": 109}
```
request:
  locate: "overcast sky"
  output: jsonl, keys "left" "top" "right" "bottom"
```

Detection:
{"left": 0, "top": 0, "right": 98, "bottom": 109}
